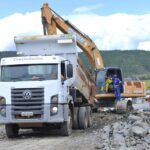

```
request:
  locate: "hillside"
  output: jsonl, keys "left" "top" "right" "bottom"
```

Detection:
{"left": 0, "top": 50, "right": 150, "bottom": 79}
{"left": 79, "top": 50, "right": 150, "bottom": 79}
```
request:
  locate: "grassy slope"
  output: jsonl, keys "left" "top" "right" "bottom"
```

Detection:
{"left": 79, "top": 50, "right": 150, "bottom": 79}
{"left": 144, "top": 80, "right": 150, "bottom": 90}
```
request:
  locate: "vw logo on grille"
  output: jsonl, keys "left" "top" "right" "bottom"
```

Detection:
{"left": 23, "top": 90, "right": 32, "bottom": 100}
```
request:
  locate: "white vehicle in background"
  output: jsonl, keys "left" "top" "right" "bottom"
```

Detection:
{"left": 132, "top": 97, "right": 150, "bottom": 112}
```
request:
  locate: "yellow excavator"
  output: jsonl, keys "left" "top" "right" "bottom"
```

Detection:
{"left": 41, "top": 3, "right": 146, "bottom": 112}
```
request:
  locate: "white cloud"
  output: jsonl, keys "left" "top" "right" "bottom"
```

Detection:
{"left": 0, "top": 11, "right": 43, "bottom": 51}
{"left": 73, "top": 4, "right": 104, "bottom": 13}
{"left": 0, "top": 10, "right": 150, "bottom": 51}
{"left": 138, "top": 41, "right": 150, "bottom": 50}
{"left": 67, "top": 13, "right": 150, "bottom": 50}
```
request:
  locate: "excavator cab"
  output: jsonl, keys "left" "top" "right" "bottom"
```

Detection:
{"left": 96, "top": 67, "right": 123, "bottom": 94}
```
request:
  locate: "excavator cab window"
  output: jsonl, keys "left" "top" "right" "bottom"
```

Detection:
{"left": 106, "top": 68, "right": 123, "bottom": 93}
{"left": 96, "top": 69, "right": 106, "bottom": 94}
{"left": 96, "top": 68, "right": 123, "bottom": 94}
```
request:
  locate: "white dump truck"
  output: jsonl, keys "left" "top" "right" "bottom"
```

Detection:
{"left": 0, "top": 34, "right": 95, "bottom": 138}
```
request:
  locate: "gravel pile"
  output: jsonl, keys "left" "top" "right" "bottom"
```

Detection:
{"left": 96, "top": 113, "right": 150, "bottom": 150}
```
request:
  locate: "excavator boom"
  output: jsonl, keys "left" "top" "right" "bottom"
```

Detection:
{"left": 41, "top": 3, "right": 104, "bottom": 70}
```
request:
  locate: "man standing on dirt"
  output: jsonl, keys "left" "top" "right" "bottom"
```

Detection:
{"left": 113, "top": 74, "right": 121, "bottom": 101}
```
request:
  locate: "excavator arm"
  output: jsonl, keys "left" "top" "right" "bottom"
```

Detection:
{"left": 41, "top": 3, "right": 146, "bottom": 112}
{"left": 41, "top": 3, "right": 104, "bottom": 70}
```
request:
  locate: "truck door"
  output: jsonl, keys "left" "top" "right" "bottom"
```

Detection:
{"left": 61, "top": 62, "right": 69, "bottom": 102}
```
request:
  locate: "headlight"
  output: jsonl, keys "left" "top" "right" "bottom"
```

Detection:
{"left": 51, "top": 107, "right": 58, "bottom": 114}
{"left": 0, "top": 97, "right": 6, "bottom": 117}
{"left": 50, "top": 95, "right": 58, "bottom": 115}
{"left": 0, "top": 97, "right": 6, "bottom": 105}
{"left": 0, "top": 108, "right": 6, "bottom": 116}
{"left": 51, "top": 95, "right": 58, "bottom": 103}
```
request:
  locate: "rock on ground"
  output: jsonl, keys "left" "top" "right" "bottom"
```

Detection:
{"left": 0, "top": 112, "right": 150, "bottom": 150}
{"left": 99, "top": 113, "right": 150, "bottom": 150}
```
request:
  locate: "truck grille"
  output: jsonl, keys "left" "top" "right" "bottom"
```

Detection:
{"left": 11, "top": 88, "right": 44, "bottom": 119}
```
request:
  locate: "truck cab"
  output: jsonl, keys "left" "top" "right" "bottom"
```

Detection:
{"left": 0, "top": 55, "right": 73, "bottom": 121}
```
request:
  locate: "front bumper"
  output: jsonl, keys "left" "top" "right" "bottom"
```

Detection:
{"left": 0, "top": 104, "right": 68, "bottom": 124}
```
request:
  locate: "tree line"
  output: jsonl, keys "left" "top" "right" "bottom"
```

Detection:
{"left": 79, "top": 50, "right": 150, "bottom": 80}
{"left": 0, "top": 50, "right": 150, "bottom": 80}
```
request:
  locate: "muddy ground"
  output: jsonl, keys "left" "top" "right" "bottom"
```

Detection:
{"left": 0, "top": 113, "right": 126, "bottom": 150}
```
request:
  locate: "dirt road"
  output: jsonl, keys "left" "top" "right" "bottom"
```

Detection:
{"left": 0, "top": 113, "right": 126, "bottom": 150}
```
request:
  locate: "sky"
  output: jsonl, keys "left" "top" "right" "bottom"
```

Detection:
{"left": 0, "top": 0, "right": 150, "bottom": 51}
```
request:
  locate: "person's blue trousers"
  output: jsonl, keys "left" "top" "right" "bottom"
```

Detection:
{"left": 114, "top": 86, "right": 121, "bottom": 101}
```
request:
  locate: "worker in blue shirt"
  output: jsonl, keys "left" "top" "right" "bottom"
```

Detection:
{"left": 113, "top": 75, "right": 121, "bottom": 101}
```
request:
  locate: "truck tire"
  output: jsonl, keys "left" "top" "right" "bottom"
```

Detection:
{"left": 87, "top": 106, "right": 92, "bottom": 127}
{"left": 5, "top": 124, "right": 19, "bottom": 138}
{"left": 61, "top": 109, "right": 72, "bottom": 136}
{"left": 72, "top": 107, "right": 79, "bottom": 129}
{"left": 78, "top": 107, "right": 88, "bottom": 129}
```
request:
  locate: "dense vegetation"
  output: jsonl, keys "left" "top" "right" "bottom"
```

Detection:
{"left": 144, "top": 80, "right": 150, "bottom": 90}
{"left": 0, "top": 51, "right": 16, "bottom": 59}
{"left": 0, "top": 50, "right": 150, "bottom": 80}
{"left": 79, "top": 50, "right": 150, "bottom": 80}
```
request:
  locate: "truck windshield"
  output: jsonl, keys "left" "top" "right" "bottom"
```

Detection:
{"left": 1, "top": 64, "right": 58, "bottom": 81}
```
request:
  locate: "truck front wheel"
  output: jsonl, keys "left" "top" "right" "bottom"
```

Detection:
{"left": 61, "top": 109, "right": 72, "bottom": 136}
{"left": 5, "top": 124, "right": 19, "bottom": 138}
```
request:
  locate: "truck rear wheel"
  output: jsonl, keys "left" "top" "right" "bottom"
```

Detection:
{"left": 87, "top": 106, "right": 92, "bottom": 127}
{"left": 5, "top": 124, "right": 19, "bottom": 138}
{"left": 72, "top": 107, "right": 79, "bottom": 129}
{"left": 61, "top": 109, "right": 72, "bottom": 136}
{"left": 78, "top": 107, "right": 88, "bottom": 129}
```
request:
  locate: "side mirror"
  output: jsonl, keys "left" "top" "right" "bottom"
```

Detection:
{"left": 67, "top": 64, "right": 73, "bottom": 78}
